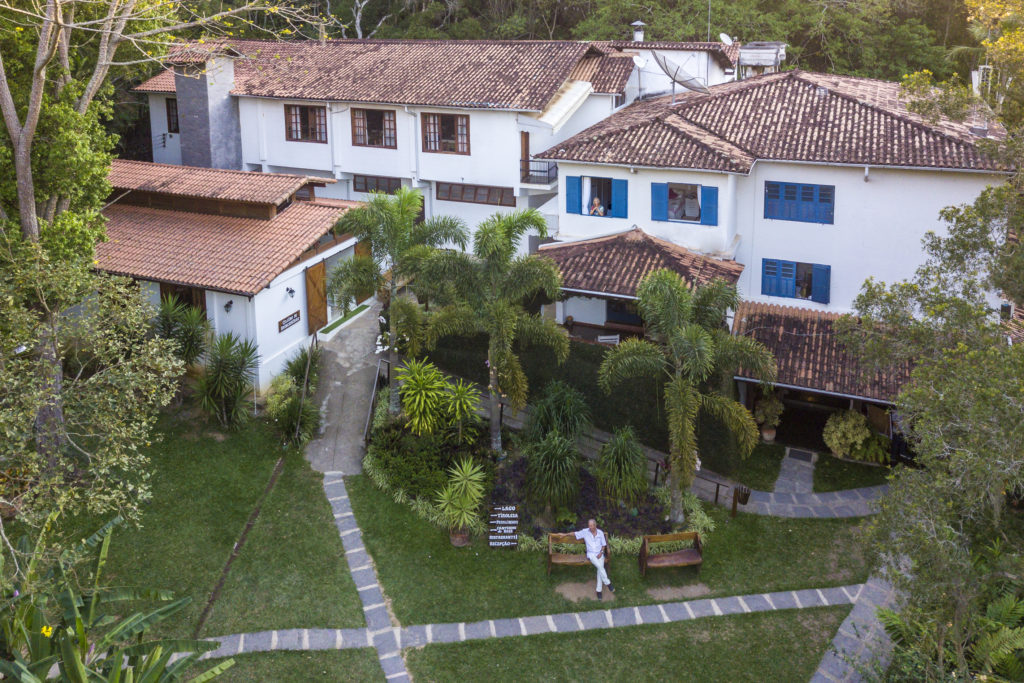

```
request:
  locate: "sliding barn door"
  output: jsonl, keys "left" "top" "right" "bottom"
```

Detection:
{"left": 305, "top": 261, "right": 327, "bottom": 335}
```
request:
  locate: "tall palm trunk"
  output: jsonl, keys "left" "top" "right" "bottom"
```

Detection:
{"left": 487, "top": 348, "right": 502, "bottom": 453}
{"left": 387, "top": 281, "right": 400, "bottom": 415}
{"left": 667, "top": 461, "right": 686, "bottom": 524}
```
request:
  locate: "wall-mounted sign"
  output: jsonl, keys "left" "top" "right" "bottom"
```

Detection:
{"left": 488, "top": 504, "right": 519, "bottom": 548}
{"left": 278, "top": 310, "right": 301, "bottom": 333}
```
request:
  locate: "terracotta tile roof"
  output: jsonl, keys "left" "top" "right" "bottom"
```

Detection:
{"left": 137, "top": 69, "right": 175, "bottom": 93}
{"left": 97, "top": 202, "right": 354, "bottom": 295}
{"left": 138, "top": 39, "right": 597, "bottom": 111}
{"left": 109, "top": 159, "right": 333, "bottom": 205}
{"left": 594, "top": 41, "right": 739, "bottom": 67}
{"left": 539, "top": 227, "right": 743, "bottom": 297}
{"left": 732, "top": 301, "right": 910, "bottom": 402}
{"left": 569, "top": 53, "right": 635, "bottom": 94}
{"left": 537, "top": 70, "right": 1008, "bottom": 173}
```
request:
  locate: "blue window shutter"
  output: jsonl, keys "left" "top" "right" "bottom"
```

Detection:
{"left": 565, "top": 176, "right": 581, "bottom": 214}
{"left": 610, "top": 179, "right": 628, "bottom": 218}
{"left": 764, "top": 182, "right": 780, "bottom": 219}
{"left": 700, "top": 186, "right": 719, "bottom": 225}
{"left": 817, "top": 185, "right": 835, "bottom": 224}
{"left": 780, "top": 261, "right": 797, "bottom": 298}
{"left": 761, "top": 259, "right": 777, "bottom": 296}
{"left": 651, "top": 183, "right": 669, "bottom": 221}
{"left": 811, "top": 264, "right": 831, "bottom": 304}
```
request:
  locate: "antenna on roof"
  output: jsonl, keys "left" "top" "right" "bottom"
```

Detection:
{"left": 652, "top": 50, "right": 710, "bottom": 103}
{"left": 719, "top": 32, "right": 733, "bottom": 46}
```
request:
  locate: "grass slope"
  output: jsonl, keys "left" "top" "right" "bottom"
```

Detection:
{"left": 406, "top": 606, "right": 849, "bottom": 682}
{"left": 728, "top": 442, "right": 786, "bottom": 491}
{"left": 347, "top": 475, "right": 868, "bottom": 625}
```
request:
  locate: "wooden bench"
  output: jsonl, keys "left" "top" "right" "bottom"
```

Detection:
{"left": 638, "top": 532, "right": 703, "bottom": 577}
{"left": 547, "top": 533, "right": 608, "bottom": 575}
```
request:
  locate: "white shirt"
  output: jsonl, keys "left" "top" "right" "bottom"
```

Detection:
{"left": 574, "top": 528, "right": 606, "bottom": 557}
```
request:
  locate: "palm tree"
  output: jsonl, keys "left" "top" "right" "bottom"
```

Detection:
{"left": 420, "top": 209, "right": 569, "bottom": 452}
{"left": 327, "top": 186, "right": 468, "bottom": 414}
{"left": 598, "top": 270, "right": 777, "bottom": 522}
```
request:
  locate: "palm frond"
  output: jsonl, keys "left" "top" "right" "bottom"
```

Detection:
{"left": 424, "top": 304, "right": 476, "bottom": 348}
{"left": 389, "top": 297, "right": 428, "bottom": 358}
{"left": 636, "top": 269, "right": 693, "bottom": 341}
{"left": 411, "top": 214, "right": 470, "bottom": 251}
{"left": 597, "top": 337, "right": 666, "bottom": 393}
{"left": 492, "top": 347, "right": 528, "bottom": 409}
{"left": 664, "top": 375, "right": 701, "bottom": 484}
{"left": 515, "top": 313, "right": 569, "bottom": 364}
{"left": 414, "top": 249, "right": 479, "bottom": 307}
{"left": 714, "top": 331, "right": 778, "bottom": 386}
{"left": 503, "top": 254, "right": 562, "bottom": 302}
{"left": 667, "top": 323, "right": 716, "bottom": 384}
{"left": 699, "top": 392, "right": 759, "bottom": 458}
{"left": 691, "top": 278, "right": 739, "bottom": 330}
{"left": 326, "top": 254, "right": 381, "bottom": 310}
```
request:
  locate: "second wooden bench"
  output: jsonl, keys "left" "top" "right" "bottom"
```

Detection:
{"left": 638, "top": 532, "right": 703, "bottom": 577}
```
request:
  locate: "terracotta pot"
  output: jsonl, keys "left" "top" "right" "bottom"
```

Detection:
{"left": 761, "top": 426, "right": 777, "bottom": 443}
{"left": 449, "top": 529, "right": 471, "bottom": 547}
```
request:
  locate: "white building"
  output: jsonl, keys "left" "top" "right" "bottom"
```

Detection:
{"left": 135, "top": 36, "right": 743, "bottom": 242}
{"left": 96, "top": 159, "right": 365, "bottom": 390}
{"left": 535, "top": 70, "right": 1009, "bottom": 408}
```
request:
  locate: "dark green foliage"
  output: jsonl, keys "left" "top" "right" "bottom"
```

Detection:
{"left": 524, "top": 380, "right": 592, "bottom": 443}
{"left": 696, "top": 406, "right": 741, "bottom": 477}
{"left": 525, "top": 432, "right": 579, "bottom": 509}
{"left": 369, "top": 422, "right": 492, "bottom": 500}
{"left": 197, "top": 334, "right": 259, "bottom": 427}
{"left": 269, "top": 390, "right": 321, "bottom": 446}
{"left": 596, "top": 427, "right": 648, "bottom": 505}
{"left": 155, "top": 295, "right": 210, "bottom": 366}
{"left": 284, "top": 344, "right": 322, "bottom": 394}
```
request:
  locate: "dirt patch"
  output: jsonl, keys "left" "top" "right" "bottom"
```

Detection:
{"left": 555, "top": 581, "right": 617, "bottom": 603}
{"left": 206, "top": 431, "right": 227, "bottom": 442}
{"left": 645, "top": 584, "right": 710, "bottom": 601}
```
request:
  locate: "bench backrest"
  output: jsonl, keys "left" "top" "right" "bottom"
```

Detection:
{"left": 644, "top": 532, "right": 699, "bottom": 544}
{"left": 548, "top": 533, "right": 580, "bottom": 551}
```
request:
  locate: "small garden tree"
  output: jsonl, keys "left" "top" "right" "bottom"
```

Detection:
{"left": 598, "top": 271, "right": 776, "bottom": 522}
{"left": 327, "top": 187, "right": 468, "bottom": 415}
{"left": 420, "top": 209, "right": 569, "bottom": 452}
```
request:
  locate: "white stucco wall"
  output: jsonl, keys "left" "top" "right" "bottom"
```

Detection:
{"left": 240, "top": 97, "right": 334, "bottom": 173}
{"left": 562, "top": 295, "right": 607, "bottom": 326}
{"left": 148, "top": 94, "right": 182, "bottom": 165}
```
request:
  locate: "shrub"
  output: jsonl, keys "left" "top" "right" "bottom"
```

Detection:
{"left": 155, "top": 295, "right": 210, "bottom": 366}
{"left": 396, "top": 359, "right": 449, "bottom": 435}
{"left": 197, "top": 333, "right": 259, "bottom": 427}
{"left": 753, "top": 393, "right": 784, "bottom": 429}
{"left": 371, "top": 387, "right": 392, "bottom": 432}
{"left": 446, "top": 378, "right": 482, "bottom": 445}
{"left": 524, "top": 380, "right": 592, "bottom": 443}
{"left": 823, "top": 410, "right": 889, "bottom": 463}
{"left": 525, "top": 432, "right": 580, "bottom": 509}
{"left": 266, "top": 375, "right": 321, "bottom": 445}
{"left": 596, "top": 426, "right": 648, "bottom": 505}
{"left": 369, "top": 424, "right": 449, "bottom": 500}
{"left": 284, "top": 344, "right": 322, "bottom": 394}
{"left": 435, "top": 458, "right": 486, "bottom": 532}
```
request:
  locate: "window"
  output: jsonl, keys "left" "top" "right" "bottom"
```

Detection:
{"left": 651, "top": 183, "right": 718, "bottom": 225}
{"left": 436, "top": 182, "right": 515, "bottom": 207}
{"left": 606, "top": 300, "right": 642, "bottom": 326}
{"left": 422, "top": 113, "right": 469, "bottom": 154}
{"left": 352, "top": 108, "right": 397, "bottom": 148}
{"left": 761, "top": 259, "right": 831, "bottom": 304}
{"left": 353, "top": 175, "right": 402, "bottom": 194}
{"left": 764, "top": 181, "right": 834, "bottom": 224}
{"left": 165, "top": 98, "right": 179, "bottom": 134}
{"left": 285, "top": 105, "right": 327, "bottom": 143}
{"left": 565, "top": 176, "right": 628, "bottom": 218}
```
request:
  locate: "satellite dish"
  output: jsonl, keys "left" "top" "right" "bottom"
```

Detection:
{"left": 652, "top": 51, "right": 711, "bottom": 95}
{"left": 719, "top": 32, "right": 734, "bottom": 46}
{"left": 632, "top": 55, "right": 647, "bottom": 69}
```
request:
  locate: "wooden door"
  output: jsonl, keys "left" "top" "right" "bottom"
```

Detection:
{"left": 160, "top": 282, "right": 206, "bottom": 313}
{"left": 305, "top": 261, "right": 327, "bottom": 334}
{"left": 354, "top": 241, "right": 374, "bottom": 303}
{"left": 520, "top": 131, "right": 529, "bottom": 181}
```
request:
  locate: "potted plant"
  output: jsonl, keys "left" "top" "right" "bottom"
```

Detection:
{"left": 436, "top": 458, "right": 486, "bottom": 547}
{"left": 753, "top": 392, "right": 784, "bottom": 442}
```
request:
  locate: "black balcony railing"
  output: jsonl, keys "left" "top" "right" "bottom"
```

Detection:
{"left": 520, "top": 159, "right": 557, "bottom": 184}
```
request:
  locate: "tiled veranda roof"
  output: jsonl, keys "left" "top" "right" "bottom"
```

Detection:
{"left": 97, "top": 201, "right": 355, "bottom": 295}
{"left": 731, "top": 301, "right": 911, "bottom": 402}
{"left": 539, "top": 227, "right": 743, "bottom": 297}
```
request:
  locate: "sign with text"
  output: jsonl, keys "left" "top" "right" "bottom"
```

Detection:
{"left": 278, "top": 310, "right": 301, "bottom": 333}
{"left": 488, "top": 504, "right": 519, "bottom": 548}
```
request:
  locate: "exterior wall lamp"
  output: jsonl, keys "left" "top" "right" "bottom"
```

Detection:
{"left": 224, "top": 300, "right": 233, "bottom": 313}
{"left": 286, "top": 287, "right": 296, "bottom": 298}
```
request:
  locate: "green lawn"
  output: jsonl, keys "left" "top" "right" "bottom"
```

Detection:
{"left": 195, "top": 650, "right": 383, "bottom": 682}
{"left": 68, "top": 413, "right": 364, "bottom": 639}
{"left": 728, "top": 442, "right": 786, "bottom": 491}
{"left": 347, "top": 475, "right": 869, "bottom": 625}
{"left": 406, "top": 606, "right": 849, "bottom": 682}
{"left": 321, "top": 304, "right": 370, "bottom": 334}
{"left": 813, "top": 454, "right": 891, "bottom": 492}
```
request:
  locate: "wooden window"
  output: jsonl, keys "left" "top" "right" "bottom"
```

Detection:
{"left": 285, "top": 104, "right": 328, "bottom": 143}
{"left": 352, "top": 108, "right": 397, "bottom": 148}
{"left": 761, "top": 258, "right": 831, "bottom": 304}
{"left": 436, "top": 182, "right": 514, "bottom": 207}
{"left": 422, "top": 113, "right": 469, "bottom": 154}
{"left": 353, "top": 174, "right": 402, "bottom": 194}
{"left": 165, "top": 98, "right": 179, "bottom": 134}
{"left": 764, "top": 181, "right": 834, "bottom": 224}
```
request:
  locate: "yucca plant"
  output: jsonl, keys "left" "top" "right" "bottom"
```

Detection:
{"left": 446, "top": 379, "right": 482, "bottom": 444}
{"left": 156, "top": 294, "right": 185, "bottom": 339}
{"left": 524, "top": 380, "right": 592, "bottom": 444}
{"left": 596, "top": 426, "right": 648, "bottom": 505}
{"left": 198, "top": 333, "right": 259, "bottom": 427}
{"left": 155, "top": 295, "right": 210, "bottom": 366}
{"left": 525, "top": 432, "right": 580, "bottom": 512}
{"left": 396, "top": 359, "right": 449, "bottom": 435}
{"left": 284, "top": 344, "right": 322, "bottom": 394}
{"left": 435, "top": 458, "right": 486, "bottom": 545}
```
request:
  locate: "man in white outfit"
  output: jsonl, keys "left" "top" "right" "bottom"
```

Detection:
{"left": 575, "top": 519, "right": 614, "bottom": 600}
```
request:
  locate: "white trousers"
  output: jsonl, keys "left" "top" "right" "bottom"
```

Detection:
{"left": 588, "top": 554, "right": 610, "bottom": 593}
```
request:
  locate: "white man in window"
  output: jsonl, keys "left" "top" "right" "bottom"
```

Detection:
{"left": 575, "top": 519, "right": 614, "bottom": 599}
{"left": 588, "top": 196, "right": 605, "bottom": 216}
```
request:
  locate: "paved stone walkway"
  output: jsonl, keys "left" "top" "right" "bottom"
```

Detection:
{"left": 774, "top": 448, "right": 816, "bottom": 494}
{"left": 813, "top": 576, "right": 896, "bottom": 682}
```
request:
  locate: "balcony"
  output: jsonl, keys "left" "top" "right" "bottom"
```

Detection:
{"left": 520, "top": 159, "right": 557, "bottom": 185}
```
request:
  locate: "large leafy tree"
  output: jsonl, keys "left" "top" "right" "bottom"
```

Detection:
{"left": 326, "top": 186, "right": 468, "bottom": 414}
{"left": 420, "top": 209, "right": 569, "bottom": 452}
{"left": 598, "top": 271, "right": 776, "bottom": 522}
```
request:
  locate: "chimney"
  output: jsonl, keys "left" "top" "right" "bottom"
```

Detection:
{"left": 631, "top": 20, "right": 646, "bottom": 43}
{"left": 173, "top": 53, "right": 242, "bottom": 170}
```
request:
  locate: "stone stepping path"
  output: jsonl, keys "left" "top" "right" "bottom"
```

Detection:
{"left": 813, "top": 576, "right": 896, "bottom": 682}
{"left": 774, "top": 448, "right": 816, "bottom": 494}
